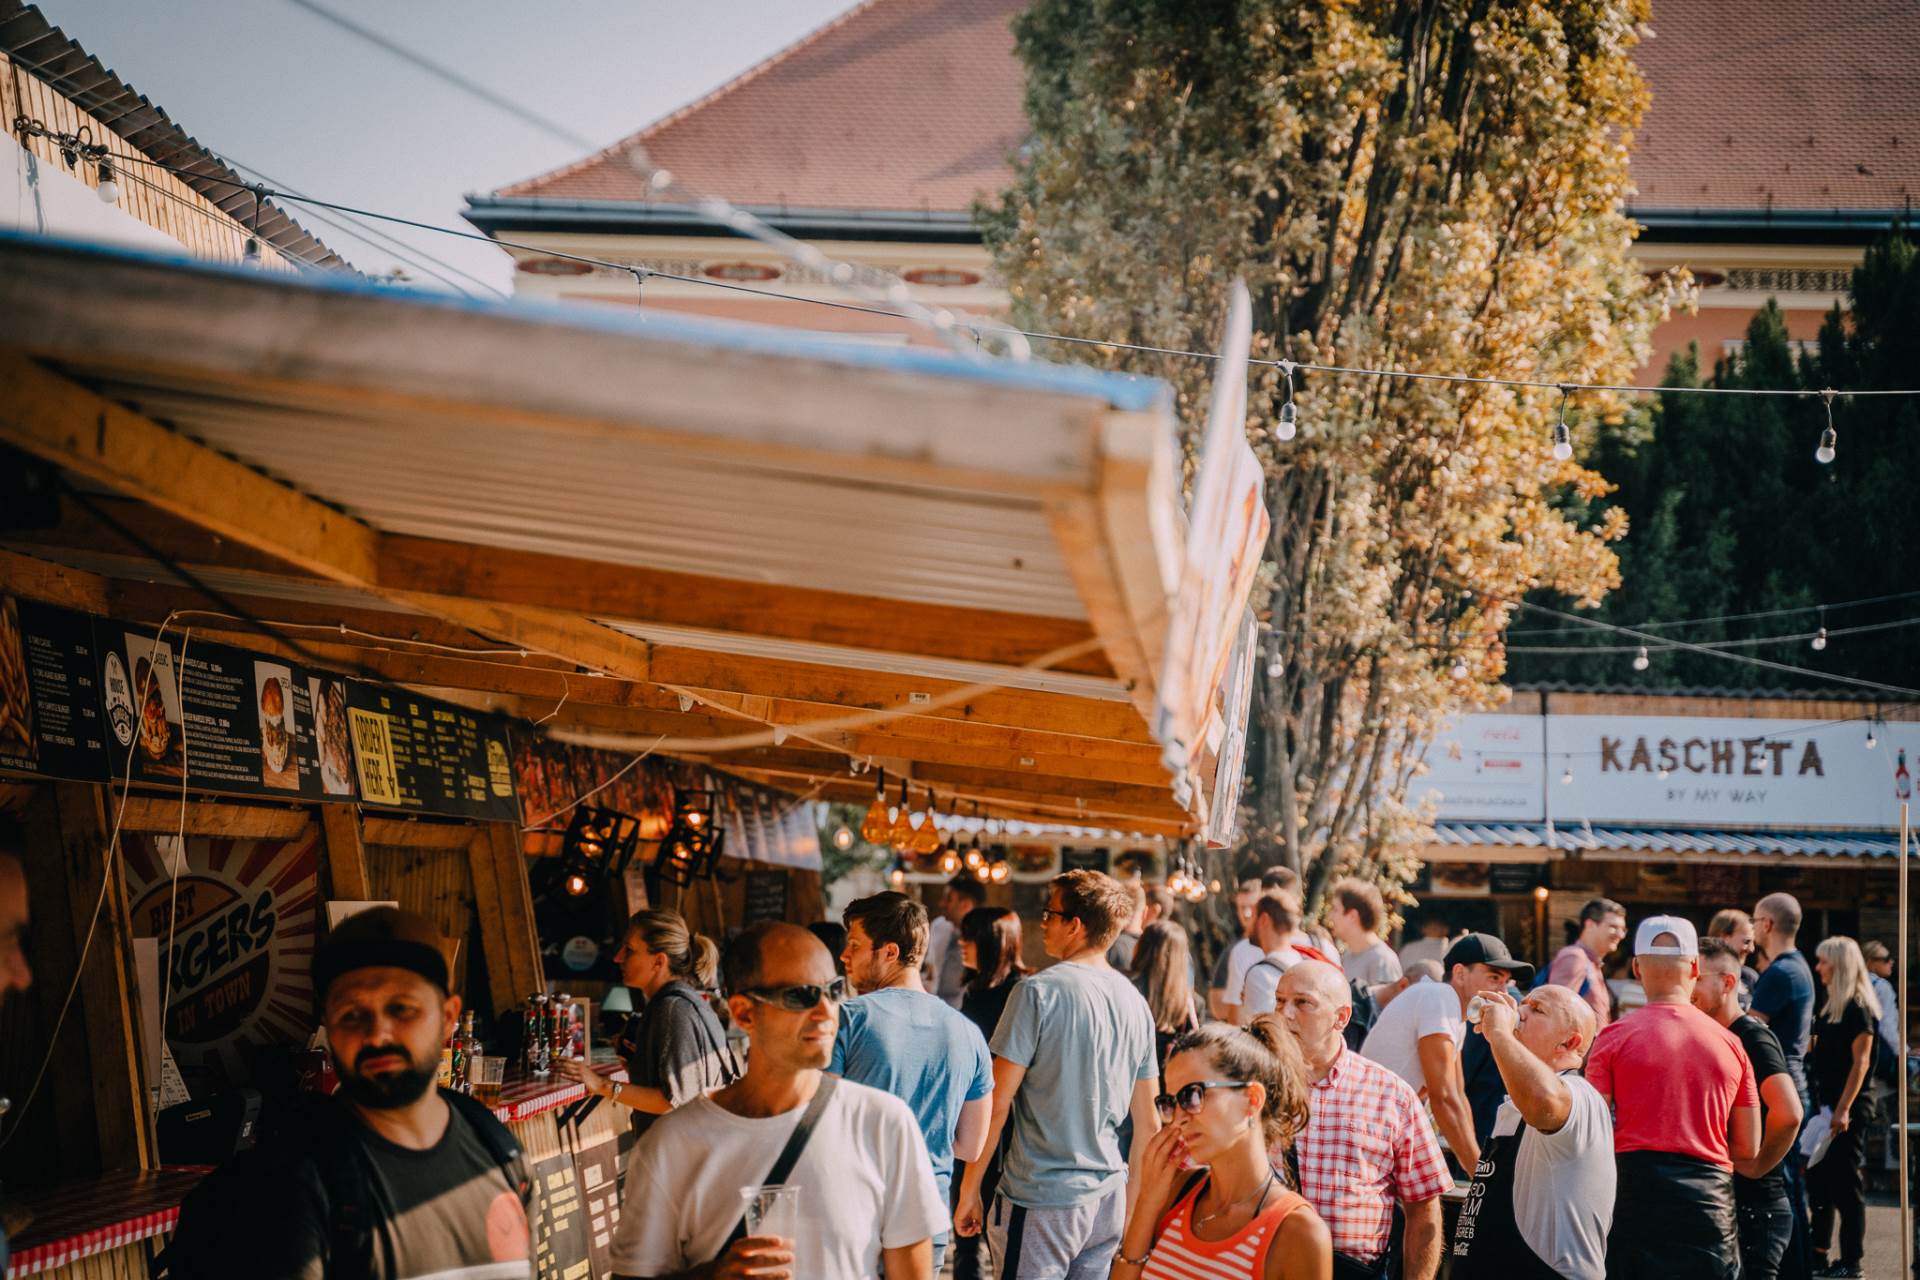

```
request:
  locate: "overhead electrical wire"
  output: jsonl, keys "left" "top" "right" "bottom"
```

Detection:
{"left": 1506, "top": 587, "right": 1920, "bottom": 637}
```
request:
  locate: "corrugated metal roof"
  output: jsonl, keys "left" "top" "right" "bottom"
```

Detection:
{"left": 1433, "top": 820, "right": 1902, "bottom": 860}
{"left": 1513, "top": 680, "right": 1914, "bottom": 704}
{"left": 0, "top": 2, "right": 347, "bottom": 268}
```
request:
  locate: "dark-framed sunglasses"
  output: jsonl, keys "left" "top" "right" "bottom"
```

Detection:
{"left": 1154, "top": 1080, "right": 1253, "bottom": 1121}
{"left": 1038, "top": 907, "right": 1073, "bottom": 925}
{"left": 742, "top": 977, "right": 851, "bottom": 1011}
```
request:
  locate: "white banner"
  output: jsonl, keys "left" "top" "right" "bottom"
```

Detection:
{"left": 1415, "top": 712, "right": 1917, "bottom": 830}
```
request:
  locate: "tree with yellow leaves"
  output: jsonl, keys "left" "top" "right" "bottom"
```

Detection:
{"left": 984, "top": 0, "right": 1682, "bottom": 908}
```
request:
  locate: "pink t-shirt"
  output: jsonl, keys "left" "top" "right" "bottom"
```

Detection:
{"left": 1584, "top": 1001, "right": 1759, "bottom": 1170}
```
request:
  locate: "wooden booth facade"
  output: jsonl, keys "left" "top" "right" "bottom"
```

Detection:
{"left": 0, "top": 228, "right": 1263, "bottom": 1275}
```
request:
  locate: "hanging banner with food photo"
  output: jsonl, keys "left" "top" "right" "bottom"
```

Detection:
{"left": 98, "top": 622, "right": 351, "bottom": 801}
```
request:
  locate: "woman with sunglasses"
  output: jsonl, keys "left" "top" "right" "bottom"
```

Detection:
{"left": 1115, "top": 1017, "right": 1332, "bottom": 1279}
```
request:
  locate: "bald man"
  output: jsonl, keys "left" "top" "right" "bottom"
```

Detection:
{"left": 1278, "top": 961, "right": 1450, "bottom": 1279}
{"left": 1450, "top": 986, "right": 1613, "bottom": 1279}
{"left": 1585, "top": 917, "right": 1759, "bottom": 1280}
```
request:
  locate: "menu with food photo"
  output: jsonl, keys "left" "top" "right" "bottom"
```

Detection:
{"left": 311, "top": 677, "right": 353, "bottom": 796}
{"left": 255, "top": 663, "right": 299, "bottom": 790}
{"left": 109, "top": 632, "right": 186, "bottom": 778}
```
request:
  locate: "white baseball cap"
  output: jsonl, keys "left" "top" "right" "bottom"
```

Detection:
{"left": 1634, "top": 915, "right": 1699, "bottom": 957}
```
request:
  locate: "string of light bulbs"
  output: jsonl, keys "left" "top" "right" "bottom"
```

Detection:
{"left": 49, "top": 142, "right": 1918, "bottom": 471}
{"left": 1506, "top": 587, "right": 1920, "bottom": 637}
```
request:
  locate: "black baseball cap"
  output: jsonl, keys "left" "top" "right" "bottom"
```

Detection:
{"left": 1443, "top": 932, "right": 1535, "bottom": 986}
{"left": 314, "top": 906, "right": 451, "bottom": 1002}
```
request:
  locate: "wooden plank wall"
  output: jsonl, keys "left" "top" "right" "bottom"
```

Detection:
{"left": 1, "top": 51, "right": 298, "bottom": 270}
{"left": 654, "top": 861, "right": 826, "bottom": 938}
{"left": 365, "top": 835, "right": 479, "bottom": 998}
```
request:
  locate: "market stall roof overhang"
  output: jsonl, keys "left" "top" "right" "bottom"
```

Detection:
{"left": 1426, "top": 820, "right": 1905, "bottom": 867}
{"left": 0, "top": 230, "right": 1209, "bottom": 834}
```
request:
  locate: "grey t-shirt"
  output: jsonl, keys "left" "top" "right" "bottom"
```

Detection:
{"left": 1342, "top": 939, "right": 1403, "bottom": 988}
{"left": 246, "top": 1098, "right": 534, "bottom": 1279}
{"left": 991, "top": 962, "right": 1158, "bottom": 1208}
{"left": 626, "top": 981, "right": 737, "bottom": 1137}
{"left": 1500, "top": 1074, "right": 1615, "bottom": 1280}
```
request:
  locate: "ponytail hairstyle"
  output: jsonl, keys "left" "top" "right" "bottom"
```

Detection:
{"left": 626, "top": 909, "right": 719, "bottom": 989}
{"left": 1163, "top": 1015, "right": 1312, "bottom": 1152}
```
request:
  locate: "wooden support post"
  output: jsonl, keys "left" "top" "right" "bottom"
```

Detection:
{"left": 51, "top": 782, "right": 154, "bottom": 1172}
{"left": 467, "top": 823, "right": 544, "bottom": 1011}
{"left": 320, "top": 804, "right": 373, "bottom": 901}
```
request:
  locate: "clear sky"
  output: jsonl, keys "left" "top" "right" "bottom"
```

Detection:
{"left": 52, "top": 0, "right": 863, "bottom": 294}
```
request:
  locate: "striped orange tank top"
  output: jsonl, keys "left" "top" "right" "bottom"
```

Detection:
{"left": 1141, "top": 1173, "right": 1311, "bottom": 1279}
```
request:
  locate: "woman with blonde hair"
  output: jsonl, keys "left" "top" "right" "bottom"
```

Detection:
{"left": 560, "top": 908, "right": 737, "bottom": 1135}
{"left": 1806, "top": 935, "right": 1881, "bottom": 1277}
{"left": 1115, "top": 1017, "right": 1333, "bottom": 1279}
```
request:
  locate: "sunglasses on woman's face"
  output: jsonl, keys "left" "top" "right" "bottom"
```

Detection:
{"left": 742, "top": 977, "right": 851, "bottom": 1012}
{"left": 1154, "top": 1080, "right": 1252, "bottom": 1122}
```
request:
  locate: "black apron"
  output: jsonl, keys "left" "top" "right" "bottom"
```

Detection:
{"left": 1449, "top": 1107, "right": 1564, "bottom": 1279}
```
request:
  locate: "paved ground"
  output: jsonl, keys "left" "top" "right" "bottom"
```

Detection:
{"left": 1862, "top": 1198, "right": 1914, "bottom": 1276}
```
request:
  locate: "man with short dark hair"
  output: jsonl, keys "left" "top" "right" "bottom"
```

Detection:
{"left": 172, "top": 907, "right": 535, "bottom": 1278}
{"left": 1750, "top": 891, "right": 1817, "bottom": 1277}
{"left": 1361, "top": 934, "right": 1532, "bottom": 1176}
{"left": 1707, "top": 909, "right": 1760, "bottom": 1008}
{"left": 1208, "top": 876, "right": 1264, "bottom": 1021}
{"left": 1545, "top": 898, "right": 1625, "bottom": 1031}
{"left": 1329, "top": 876, "right": 1403, "bottom": 988}
{"left": 1237, "top": 888, "right": 1308, "bottom": 1023}
{"left": 1586, "top": 917, "right": 1760, "bottom": 1280}
{"left": 612, "top": 923, "right": 944, "bottom": 1278}
{"left": 835, "top": 893, "right": 993, "bottom": 1274}
{"left": 1693, "top": 938, "right": 1804, "bottom": 1280}
{"left": 928, "top": 876, "right": 986, "bottom": 1009}
{"left": 954, "top": 871, "right": 1159, "bottom": 1279}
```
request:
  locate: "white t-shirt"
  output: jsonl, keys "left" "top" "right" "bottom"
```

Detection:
{"left": 1238, "top": 947, "right": 1301, "bottom": 1020}
{"left": 1398, "top": 936, "right": 1450, "bottom": 972}
{"left": 926, "top": 916, "right": 965, "bottom": 1008}
{"left": 1342, "top": 939, "right": 1403, "bottom": 988}
{"left": 1359, "top": 978, "right": 1464, "bottom": 1092}
{"left": 609, "top": 1079, "right": 947, "bottom": 1276}
{"left": 1225, "top": 933, "right": 1313, "bottom": 1004}
{"left": 1501, "top": 1075, "right": 1615, "bottom": 1280}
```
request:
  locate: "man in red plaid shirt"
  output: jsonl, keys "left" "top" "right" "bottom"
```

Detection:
{"left": 1277, "top": 961, "right": 1451, "bottom": 1279}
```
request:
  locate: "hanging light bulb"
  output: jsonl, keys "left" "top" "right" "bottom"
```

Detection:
{"left": 1273, "top": 361, "right": 1299, "bottom": 442}
{"left": 1815, "top": 389, "right": 1837, "bottom": 464}
{"left": 889, "top": 778, "right": 916, "bottom": 851}
{"left": 1866, "top": 723, "right": 1879, "bottom": 750}
{"left": 1551, "top": 385, "right": 1574, "bottom": 462}
{"left": 1450, "top": 657, "right": 1469, "bottom": 680}
{"left": 563, "top": 871, "right": 591, "bottom": 897}
{"left": 989, "top": 860, "right": 1010, "bottom": 884}
{"left": 1811, "top": 627, "right": 1828, "bottom": 652}
{"left": 1265, "top": 655, "right": 1284, "bottom": 679}
{"left": 888, "top": 862, "right": 907, "bottom": 890}
{"left": 1632, "top": 646, "right": 1650, "bottom": 671}
{"left": 911, "top": 789, "right": 943, "bottom": 857}
{"left": 1561, "top": 764, "right": 1574, "bottom": 785}
{"left": 861, "top": 769, "right": 891, "bottom": 844}
{"left": 1657, "top": 766, "right": 1670, "bottom": 780}
{"left": 972, "top": 860, "right": 990, "bottom": 883}
{"left": 95, "top": 156, "right": 119, "bottom": 204}
{"left": 832, "top": 824, "right": 855, "bottom": 850}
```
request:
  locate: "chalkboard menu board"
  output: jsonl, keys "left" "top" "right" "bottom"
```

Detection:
{"left": 344, "top": 682, "right": 518, "bottom": 822}
{"left": 98, "top": 623, "right": 356, "bottom": 801}
{"left": 0, "top": 597, "right": 108, "bottom": 782}
{"left": 1488, "top": 863, "right": 1544, "bottom": 895}
{"left": 571, "top": 1123, "right": 622, "bottom": 1280}
{"left": 531, "top": 1151, "right": 591, "bottom": 1280}
{"left": 743, "top": 870, "right": 788, "bottom": 924}
{"left": 1061, "top": 846, "right": 1112, "bottom": 874}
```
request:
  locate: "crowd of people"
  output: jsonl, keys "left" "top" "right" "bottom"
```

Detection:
{"left": 137, "top": 855, "right": 1912, "bottom": 1280}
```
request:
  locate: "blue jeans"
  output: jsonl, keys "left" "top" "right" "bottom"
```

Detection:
{"left": 1779, "top": 1108, "right": 1813, "bottom": 1280}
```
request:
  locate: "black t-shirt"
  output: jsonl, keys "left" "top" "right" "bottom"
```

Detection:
{"left": 961, "top": 974, "right": 1019, "bottom": 1044}
{"left": 1808, "top": 998, "right": 1876, "bottom": 1113}
{"left": 244, "top": 1097, "right": 534, "bottom": 1279}
{"left": 1730, "top": 1014, "right": 1791, "bottom": 1202}
{"left": 624, "top": 981, "right": 738, "bottom": 1138}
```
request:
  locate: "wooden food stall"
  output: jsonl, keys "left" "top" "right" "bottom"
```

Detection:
{"left": 0, "top": 230, "right": 1261, "bottom": 1276}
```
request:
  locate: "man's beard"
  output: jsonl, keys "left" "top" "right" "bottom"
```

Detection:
{"left": 339, "top": 1045, "right": 437, "bottom": 1109}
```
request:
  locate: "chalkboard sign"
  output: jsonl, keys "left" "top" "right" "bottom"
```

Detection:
{"left": 571, "top": 1122, "right": 622, "bottom": 1280}
{"left": 743, "top": 870, "right": 789, "bottom": 924}
{"left": 0, "top": 597, "right": 108, "bottom": 782}
{"left": 345, "top": 682, "right": 519, "bottom": 822}
{"left": 1061, "top": 847, "right": 1111, "bottom": 874}
{"left": 531, "top": 1150, "right": 591, "bottom": 1280}
{"left": 1489, "top": 864, "right": 1544, "bottom": 895}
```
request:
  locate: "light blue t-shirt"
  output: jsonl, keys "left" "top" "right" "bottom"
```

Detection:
{"left": 830, "top": 986, "right": 993, "bottom": 1198}
{"left": 990, "top": 962, "right": 1158, "bottom": 1208}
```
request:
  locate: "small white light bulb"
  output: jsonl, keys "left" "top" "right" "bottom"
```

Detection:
{"left": 1265, "top": 657, "right": 1284, "bottom": 679}
{"left": 1274, "top": 401, "right": 1298, "bottom": 442}
{"left": 95, "top": 158, "right": 118, "bottom": 204}
{"left": 1551, "top": 422, "right": 1573, "bottom": 462}
{"left": 1632, "top": 646, "right": 1649, "bottom": 671}
{"left": 1811, "top": 627, "right": 1828, "bottom": 651}
{"left": 1560, "top": 766, "right": 1574, "bottom": 785}
{"left": 1815, "top": 427, "right": 1836, "bottom": 465}
{"left": 1450, "top": 658, "right": 1468, "bottom": 680}
{"left": 1866, "top": 727, "right": 1879, "bottom": 750}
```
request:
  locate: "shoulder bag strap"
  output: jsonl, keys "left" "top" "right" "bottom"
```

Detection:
{"left": 719, "top": 1074, "right": 839, "bottom": 1253}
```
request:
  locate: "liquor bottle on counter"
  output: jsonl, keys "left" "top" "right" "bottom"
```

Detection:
{"left": 438, "top": 1028, "right": 455, "bottom": 1090}
{"left": 526, "top": 994, "right": 552, "bottom": 1078}
{"left": 550, "top": 993, "right": 573, "bottom": 1064}
{"left": 450, "top": 1011, "right": 478, "bottom": 1094}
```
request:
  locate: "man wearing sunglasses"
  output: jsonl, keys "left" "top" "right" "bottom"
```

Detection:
{"left": 610, "top": 922, "right": 945, "bottom": 1280}
{"left": 953, "top": 870, "right": 1160, "bottom": 1279}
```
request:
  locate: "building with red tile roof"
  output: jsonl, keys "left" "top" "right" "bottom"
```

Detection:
{"left": 467, "top": 0, "right": 1916, "bottom": 367}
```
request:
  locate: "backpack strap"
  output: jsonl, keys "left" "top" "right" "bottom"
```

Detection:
{"left": 718, "top": 1075, "right": 838, "bottom": 1255}
{"left": 444, "top": 1088, "right": 531, "bottom": 1200}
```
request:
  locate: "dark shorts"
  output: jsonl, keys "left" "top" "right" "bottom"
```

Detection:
{"left": 1606, "top": 1150, "right": 1738, "bottom": 1280}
